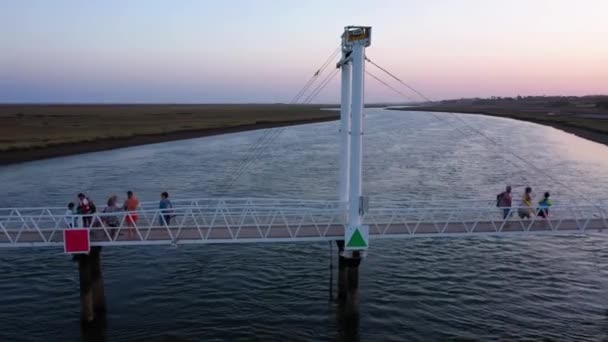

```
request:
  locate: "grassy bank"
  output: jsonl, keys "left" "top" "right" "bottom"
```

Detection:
{"left": 0, "top": 104, "right": 337, "bottom": 165}
{"left": 390, "top": 96, "right": 608, "bottom": 146}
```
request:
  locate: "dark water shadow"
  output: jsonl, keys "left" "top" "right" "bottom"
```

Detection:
{"left": 80, "top": 315, "right": 107, "bottom": 342}
{"left": 334, "top": 253, "right": 361, "bottom": 342}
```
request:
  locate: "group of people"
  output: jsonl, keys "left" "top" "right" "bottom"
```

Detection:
{"left": 65, "top": 191, "right": 174, "bottom": 237}
{"left": 496, "top": 185, "right": 552, "bottom": 219}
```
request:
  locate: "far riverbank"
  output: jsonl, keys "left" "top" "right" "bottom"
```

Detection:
{"left": 389, "top": 105, "right": 608, "bottom": 148}
{"left": 0, "top": 104, "right": 338, "bottom": 165}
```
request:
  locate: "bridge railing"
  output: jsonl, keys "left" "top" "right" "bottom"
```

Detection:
{"left": 365, "top": 204, "right": 608, "bottom": 237}
{"left": 1, "top": 200, "right": 607, "bottom": 247}
{"left": 0, "top": 202, "right": 348, "bottom": 246}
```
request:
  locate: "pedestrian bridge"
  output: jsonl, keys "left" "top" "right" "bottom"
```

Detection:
{"left": 2, "top": 27, "right": 606, "bottom": 251}
{"left": 1, "top": 197, "right": 607, "bottom": 248}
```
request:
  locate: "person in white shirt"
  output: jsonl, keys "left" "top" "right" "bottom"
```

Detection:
{"left": 65, "top": 202, "right": 76, "bottom": 228}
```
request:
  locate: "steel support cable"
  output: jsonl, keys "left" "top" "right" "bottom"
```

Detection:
{"left": 369, "top": 71, "right": 524, "bottom": 173}
{"left": 238, "top": 47, "right": 339, "bottom": 167}
{"left": 366, "top": 67, "right": 487, "bottom": 139}
{"left": 366, "top": 70, "right": 414, "bottom": 102}
{"left": 224, "top": 129, "right": 274, "bottom": 173}
{"left": 227, "top": 69, "right": 340, "bottom": 187}
{"left": 365, "top": 57, "right": 600, "bottom": 206}
{"left": 291, "top": 47, "right": 340, "bottom": 104}
{"left": 449, "top": 114, "right": 603, "bottom": 208}
{"left": 225, "top": 129, "right": 285, "bottom": 188}
{"left": 303, "top": 68, "right": 340, "bottom": 104}
{"left": 366, "top": 57, "right": 432, "bottom": 102}
{"left": 291, "top": 77, "right": 318, "bottom": 104}
{"left": 364, "top": 62, "right": 570, "bottom": 199}
{"left": 234, "top": 47, "right": 338, "bottom": 175}
{"left": 226, "top": 68, "right": 341, "bottom": 188}
{"left": 221, "top": 47, "right": 341, "bottom": 188}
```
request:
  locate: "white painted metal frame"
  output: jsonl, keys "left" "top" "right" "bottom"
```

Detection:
{"left": 340, "top": 26, "right": 371, "bottom": 250}
{"left": 0, "top": 199, "right": 346, "bottom": 247}
{"left": 1, "top": 200, "right": 607, "bottom": 248}
{"left": 338, "top": 42, "right": 352, "bottom": 209}
{"left": 365, "top": 204, "right": 608, "bottom": 238}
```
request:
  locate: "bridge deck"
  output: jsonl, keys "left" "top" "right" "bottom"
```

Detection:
{"left": 2, "top": 219, "right": 606, "bottom": 247}
{"left": 1, "top": 199, "right": 607, "bottom": 247}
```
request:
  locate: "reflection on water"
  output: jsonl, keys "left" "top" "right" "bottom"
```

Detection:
{"left": 2, "top": 109, "right": 608, "bottom": 341}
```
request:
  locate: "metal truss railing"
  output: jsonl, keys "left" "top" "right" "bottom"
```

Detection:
{"left": 1, "top": 198, "right": 607, "bottom": 248}
{"left": 365, "top": 204, "right": 608, "bottom": 237}
{"left": 0, "top": 199, "right": 347, "bottom": 247}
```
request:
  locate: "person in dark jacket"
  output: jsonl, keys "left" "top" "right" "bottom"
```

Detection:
{"left": 497, "top": 185, "right": 513, "bottom": 219}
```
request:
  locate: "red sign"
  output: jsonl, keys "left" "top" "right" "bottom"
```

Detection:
{"left": 64, "top": 229, "right": 90, "bottom": 254}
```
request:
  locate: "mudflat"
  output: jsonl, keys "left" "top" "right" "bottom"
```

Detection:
{"left": 0, "top": 104, "right": 337, "bottom": 165}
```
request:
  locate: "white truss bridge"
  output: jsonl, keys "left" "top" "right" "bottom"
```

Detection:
{"left": 1, "top": 197, "right": 607, "bottom": 248}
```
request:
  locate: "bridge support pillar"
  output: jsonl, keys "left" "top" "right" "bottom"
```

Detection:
{"left": 76, "top": 247, "right": 106, "bottom": 324}
{"left": 335, "top": 240, "right": 361, "bottom": 341}
{"left": 335, "top": 240, "right": 361, "bottom": 305}
{"left": 77, "top": 254, "right": 94, "bottom": 323}
{"left": 336, "top": 240, "right": 347, "bottom": 301}
{"left": 90, "top": 247, "right": 106, "bottom": 315}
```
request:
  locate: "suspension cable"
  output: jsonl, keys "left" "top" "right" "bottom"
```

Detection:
{"left": 367, "top": 70, "right": 524, "bottom": 173}
{"left": 226, "top": 68, "right": 341, "bottom": 188}
{"left": 366, "top": 57, "right": 432, "bottom": 102}
{"left": 365, "top": 57, "right": 600, "bottom": 204}
{"left": 303, "top": 68, "right": 340, "bottom": 104}
{"left": 366, "top": 70, "right": 414, "bottom": 101}
{"left": 227, "top": 47, "right": 339, "bottom": 179}
{"left": 222, "top": 48, "right": 341, "bottom": 189}
{"left": 291, "top": 47, "right": 340, "bottom": 104}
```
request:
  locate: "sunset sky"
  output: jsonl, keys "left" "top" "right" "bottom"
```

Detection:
{"left": 1, "top": 0, "right": 606, "bottom": 103}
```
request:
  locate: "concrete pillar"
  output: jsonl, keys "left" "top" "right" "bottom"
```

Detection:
{"left": 77, "top": 254, "right": 94, "bottom": 323}
{"left": 89, "top": 247, "right": 106, "bottom": 314}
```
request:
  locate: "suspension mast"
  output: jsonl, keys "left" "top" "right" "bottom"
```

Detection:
{"left": 340, "top": 26, "right": 371, "bottom": 255}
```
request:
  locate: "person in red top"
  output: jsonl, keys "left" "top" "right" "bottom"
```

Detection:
{"left": 123, "top": 190, "right": 140, "bottom": 239}
{"left": 77, "top": 193, "right": 96, "bottom": 227}
{"left": 497, "top": 185, "right": 512, "bottom": 219}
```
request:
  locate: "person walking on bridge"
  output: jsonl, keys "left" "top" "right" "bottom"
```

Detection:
{"left": 497, "top": 185, "right": 512, "bottom": 219}
{"left": 537, "top": 192, "right": 552, "bottom": 218}
{"left": 159, "top": 192, "right": 174, "bottom": 226}
{"left": 65, "top": 202, "right": 76, "bottom": 228}
{"left": 77, "top": 193, "right": 96, "bottom": 228}
{"left": 102, "top": 195, "right": 121, "bottom": 238}
{"left": 518, "top": 187, "right": 534, "bottom": 219}
{"left": 123, "top": 191, "right": 140, "bottom": 239}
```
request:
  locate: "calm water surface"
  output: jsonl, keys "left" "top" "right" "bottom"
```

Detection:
{"left": 1, "top": 109, "right": 608, "bottom": 341}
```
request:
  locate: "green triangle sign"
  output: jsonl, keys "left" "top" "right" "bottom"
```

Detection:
{"left": 347, "top": 228, "right": 367, "bottom": 248}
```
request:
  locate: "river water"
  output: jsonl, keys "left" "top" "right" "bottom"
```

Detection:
{"left": 1, "top": 109, "right": 608, "bottom": 341}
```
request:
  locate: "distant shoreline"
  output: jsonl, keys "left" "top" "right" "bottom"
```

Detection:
{"left": 6, "top": 103, "right": 607, "bottom": 166}
{"left": 0, "top": 104, "right": 343, "bottom": 166}
{"left": 389, "top": 106, "right": 608, "bottom": 148}
{"left": 0, "top": 116, "right": 338, "bottom": 166}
